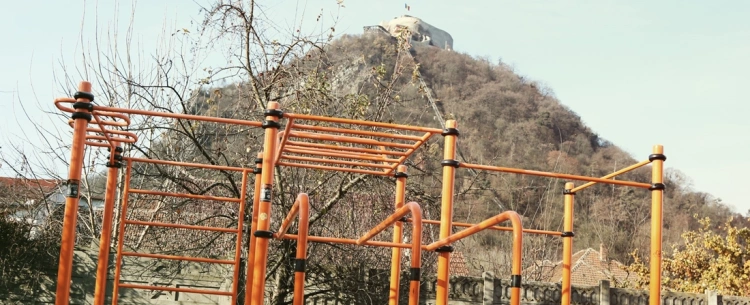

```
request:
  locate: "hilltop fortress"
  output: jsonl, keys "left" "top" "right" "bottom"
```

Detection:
{"left": 364, "top": 15, "right": 453, "bottom": 50}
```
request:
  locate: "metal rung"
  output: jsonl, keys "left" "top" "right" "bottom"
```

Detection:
{"left": 125, "top": 219, "right": 239, "bottom": 233}
{"left": 128, "top": 189, "right": 241, "bottom": 202}
{"left": 121, "top": 252, "right": 234, "bottom": 264}
{"left": 118, "top": 283, "right": 232, "bottom": 296}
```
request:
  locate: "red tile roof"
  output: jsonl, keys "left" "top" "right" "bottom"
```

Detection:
{"left": 538, "top": 245, "right": 637, "bottom": 287}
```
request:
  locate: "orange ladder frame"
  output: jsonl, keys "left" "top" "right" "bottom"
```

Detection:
{"left": 52, "top": 81, "right": 665, "bottom": 305}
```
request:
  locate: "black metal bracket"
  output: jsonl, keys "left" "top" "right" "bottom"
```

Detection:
{"left": 294, "top": 259, "right": 306, "bottom": 272}
{"left": 254, "top": 230, "right": 274, "bottom": 238}
{"left": 264, "top": 109, "right": 284, "bottom": 118}
{"left": 262, "top": 120, "right": 281, "bottom": 129}
{"left": 409, "top": 267, "right": 421, "bottom": 281}
{"left": 441, "top": 159, "right": 460, "bottom": 168}
{"left": 441, "top": 128, "right": 460, "bottom": 137}
{"left": 561, "top": 231, "right": 575, "bottom": 237}
{"left": 649, "top": 154, "right": 667, "bottom": 162}
{"left": 510, "top": 275, "right": 522, "bottom": 288}
{"left": 649, "top": 183, "right": 666, "bottom": 191}
{"left": 71, "top": 112, "right": 92, "bottom": 121}
{"left": 73, "top": 91, "right": 95, "bottom": 102}
{"left": 434, "top": 245, "right": 454, "bottom": 253}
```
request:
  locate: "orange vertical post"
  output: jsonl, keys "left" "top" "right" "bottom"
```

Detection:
{"left": 292, "top": 194, "right": 310, "bottom": 305}
{"left": 250, "top": 102, "right": 282, "bottom": 305}
{"left": 649, "top": 145, "right": 665, "bottom": 305}
{"left": 93, "top": 144, "right": 122, "bottom": 305}
{"left": 231, "top": 170, "right": 250, "bottom": 304}
{"left": 111, "top": 161, "right": 132, "bottom": 305}
{"left": 55, "top": 81, "right": 94, "bottom": 305}
{"left": 561, "top": 182, "right": 575, "bottom": 305}
{"left": 244, "top": 153, "right": 264, "bottom": 305}
{"left": 435, "top": 120, "right": 458, "bottom": 305}
{"left": 388, "top": 165, "right": 408, "bottom": 305}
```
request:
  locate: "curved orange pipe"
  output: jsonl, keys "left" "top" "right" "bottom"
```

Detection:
{"left": 273, "top": 193, "right": 310, "bottom": 305}
{"left": 425, "top": 211, "right": 523, "bottom": 305}
{"left": 356, "top": 202, "right": 423, "bottom": 305}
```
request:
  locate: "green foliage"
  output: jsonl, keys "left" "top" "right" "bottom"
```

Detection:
{"left": 624, "top": 216, "right": 750, "bottom": 296}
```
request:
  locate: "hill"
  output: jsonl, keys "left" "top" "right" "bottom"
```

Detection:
{"left": 116, "top": 32, "right": 748, "bottom": 301}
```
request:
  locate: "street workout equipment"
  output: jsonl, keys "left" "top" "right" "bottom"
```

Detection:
{"left": 52, "top": 81, "right": 666, "bottom": 305}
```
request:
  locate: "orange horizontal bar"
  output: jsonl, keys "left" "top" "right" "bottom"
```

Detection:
{"left": 415, "top": 219, "right": 561, "bottom": 236}
{"left": 569, "top": 160, "right": 651, "bottom": 193}
{"left": 91, "top": 105, "right": 263, "bottom": 128}
{"left": 124, "top": 219, "right": 239, "bottom": 233}
{"left": 277, "top": 161, "right": 392, "bottom": 176}
{"left": 284, "top": 146, "right": 401, "bottom": 163}
{"left": 118, "top": 283, "right": 233, "bottom": 296}
{"left": 128, "top": 189, "right": 241, "bottom": 202}
{"left": 460, "top": 163, "right": 652, "bottom": 189}
{"left": 281, "top": 234, "right": 414, "bottom": 249}
{"left": 287, "top": 141, "right": 408, "bottom": 156}
{"left": 125, "top": 157, "right": 246, "bottom": 172}
{"left": 289, "top": 131, "right": 414, "bottom": 149}
{"left": 284, "top": 113, "right": 444, "bottom": 134}
{"left": 120, "top": 252, "right": 234, "bottom": 264}
{"left": 292, "top": 123, "right": 425, "bottom": 141}
{"left": 280, "top": 155, "right": 393, "bottom": 169}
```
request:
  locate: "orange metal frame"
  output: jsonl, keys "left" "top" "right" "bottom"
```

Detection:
{"left": 52, "top": 81, "right": 666, "bottom": 305}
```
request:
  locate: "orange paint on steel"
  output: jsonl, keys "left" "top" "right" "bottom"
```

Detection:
{"left": 425, "top": 211, "right": 523, "bottom": 305}
{"left": 250, "top": 102, "right": 281, "bottom": 305}
{"left": 284, "top": 144, "right": 399, "bottom": 160}
{"left": 280, "top": 154, "right": 394, "bottom": 169}
{"left": 118, "top": 283, "right": 233, "bottom": 296}
{"left": 280, "top": 234, "right": 413, "bottom": 249}
{"left": 55, "top": 81, "right": 93, "bottom": 305}
{"left": 284, "top": 146, "right": 401, "bottom": 163}
{"left": 561, "top": 182, "right": 575, "bottom": 305}
{"left": 413, "top": 218, "right": 562, "bottom": 236}
{"left": 292, "top": 123, "right": 425, "bottom": 141}
{"left": 569, "top": 160, "right": 651, "bottom": 193}
{"left": 93, "top": 144, "right": 122, "bottom": 305}
{"left": 406, "top": 202, "right": 423, "bottom": 305}
{"left": 286, "top": 141, "right": 409, "bottom": 156}
{"left": 128, "top": 188, "right": 241, "bottom": 202}
{"left": 293, "top": 195, "right": 310, "bottom": 305}
{"left": 244, "top": 154, "right": 264, "bottom": 305}
{"left": 91, "top": 104, "right": 264, "bottom": 128}
{"left": 391, "top": 132, "right": 433, "bottom": 168}
{"left": 354, "top": 201, "right": 423, "bottom": 305}
{"left": 389, "top": 165, "right": 407, "bottom": 305}
{"left": 275, "top": 119, "right": 295, "bottom": 162}
{"left": 277, "top": 161, "right": 392, "bottom": 176}
{"left": 91, "top": 113, "right": 118, "bottom": 150}
{"left": 355, "top": 202, "right": 422, "bottom": 246}
{"left": 272, "top": 194, "right": 310, "bottom": 305}
{"left": 111, "top": 161, "right": 133, "bottom": 305}
{"left": 289, "top": 131, "right": 416, "bottom": 149}
{"left": 459, "top": 163, "right": 652, "bottom": 189}
{"left": 125, "top": 219, "right": 239, "bottom": 232}
{"left": 649, "top": 145, "right": 665, "bottom": 305}
{"left": 231, "top": 170, "right": 250, "bottom": 304}
{"left": 120, "top": 251, "right": 234, "bottom": 264}
{"left": 125, "top": 157, "right": 246, "bottom": 172}
{"left": 435, "top": 120, "right": 458, "bottom": 305}
{"left": 284, "top": 112, "right": 444, "bottom": 134}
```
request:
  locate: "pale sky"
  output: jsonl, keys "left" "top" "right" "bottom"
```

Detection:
{"left": 1, "top": 1, "right": 748, "bottom": 214}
